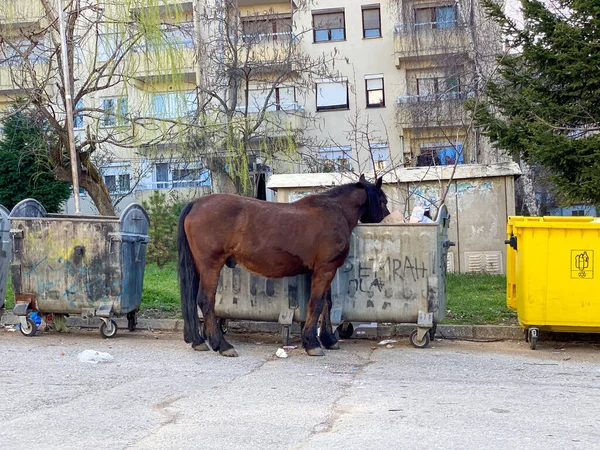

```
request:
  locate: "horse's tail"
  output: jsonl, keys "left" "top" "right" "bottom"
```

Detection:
{"left": 178, "top": 201, "right": 199, "bottom": 344}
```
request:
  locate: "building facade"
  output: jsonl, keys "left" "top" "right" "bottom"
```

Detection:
{"left": 1, "top": 0, "right": 512, "bottom": 219}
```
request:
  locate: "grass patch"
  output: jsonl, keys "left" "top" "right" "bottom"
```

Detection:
{"left": 444, "top": 272, "right": 517, "bottom": 325}
{"left": 140, "top": 262, "right": 180, "bottom": 316}
{"left": 4, "top": 280, "right": 14, "bottom": 309}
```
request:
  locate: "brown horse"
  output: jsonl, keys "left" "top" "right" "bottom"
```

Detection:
{"left": 178, "top": 175, "right": 389, "bottom": 357}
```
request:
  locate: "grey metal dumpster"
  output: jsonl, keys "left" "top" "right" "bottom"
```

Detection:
{"left": 0, "top": 205, "right": 10, "bottom": 309}
{"left": 9, "top": 199, "right": 150, "bottom": 338}
{"left": 212, "top": 268, "right": 311, "bottom": 344}
{"left": 329, "top": 204, "right": 452, "bottom": 348}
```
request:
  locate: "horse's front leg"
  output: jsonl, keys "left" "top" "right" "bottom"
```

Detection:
{"left": 302, "top": 269, "right": 336, "bottom": 356}
{"left": 319, "top": 288, "right": 340, "bottom": 350}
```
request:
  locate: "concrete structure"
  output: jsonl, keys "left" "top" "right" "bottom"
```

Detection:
{"left": 268, "top": 161, "right": 521, "bottom": 274}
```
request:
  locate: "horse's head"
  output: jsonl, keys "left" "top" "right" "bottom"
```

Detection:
{"left": 357, "top": 174, "right": 390, "bottom": 223}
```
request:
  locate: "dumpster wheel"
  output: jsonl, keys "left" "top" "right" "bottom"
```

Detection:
{"left": 528, "top": 327, "right": 539, "bottom": 350}
{"left": 100, "top": 319, "right": 118, "bottom": 339}
{"left": 336, "top": 322, "right": 354, "bottom": 340}
{"left": 409, "top": 329, "right": 430, "bottom": 349}
{"left": 19, "top": 316, "right": 38, "bottom": 337}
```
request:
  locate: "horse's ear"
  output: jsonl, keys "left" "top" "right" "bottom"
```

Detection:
{"left": 376, "top": 176, "right": 383, "bottom": 189}
{"left": 359, "top": 174, "right": 366, "bottom": 182}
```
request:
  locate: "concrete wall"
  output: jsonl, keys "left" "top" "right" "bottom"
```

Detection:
{"left": 267, "top": 162, "right": 520, "bottom": 274}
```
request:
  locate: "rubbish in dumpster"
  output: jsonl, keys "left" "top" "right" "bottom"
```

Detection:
{"left": 381, "top": 210, "right": 405, "bottom": 224}
{"left": 275, "top": 348, "right": 288, "bottom": 358}
{"left": 78, "top": 350, "right": 114, "bottom": 364}
{"left": 409, "top": 206, "right": 435, "bottom": 224}
{"left": 378, "top": 339, "right": 397, "bottom": 346}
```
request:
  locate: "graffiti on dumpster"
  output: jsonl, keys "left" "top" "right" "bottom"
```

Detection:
{"left": 571, "top": 250, "right": 594, "bottom": 279}
{"left": 24, "top": 253, "right": 118, "bottom": 303}
{"left": 344, "top": 255, "right": 428, "bottom": 303}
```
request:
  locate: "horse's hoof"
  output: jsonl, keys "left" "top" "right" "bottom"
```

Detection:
{"left": 192, "top": 342, "right": 209, "bottom": 351}
{"left": 326, "top": 342, "right": 340, "bottom": 350}
{"left": 220, "top": 348, "right": 239, "bottom": 357}
{"left": 306, "top": 347, "right": 325, "bottom": 356}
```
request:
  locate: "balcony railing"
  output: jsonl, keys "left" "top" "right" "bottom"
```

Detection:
{"left": 396, "top": 92, "right": 473, "bottom": 127}
{"left": 394, "top": 22, "right": 469, "bottom": 65}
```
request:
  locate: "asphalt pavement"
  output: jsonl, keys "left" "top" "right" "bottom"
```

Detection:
{"left": 0, "top": 327, "right": 598, "bottom": 450}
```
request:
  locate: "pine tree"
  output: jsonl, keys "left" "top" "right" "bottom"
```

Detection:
{"left": 0, "top": 110, "right": 72, "bottom": 213}
{"left": 470, "top": 0, "right": 600, "bottom": 204}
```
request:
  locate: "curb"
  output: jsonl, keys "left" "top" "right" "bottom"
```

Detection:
{"left": 0, "top": 310, "right": 524, "bottom": 341}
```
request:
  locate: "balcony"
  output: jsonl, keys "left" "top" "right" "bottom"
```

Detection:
{"left": 396, "top": 91, "right": 473, "bottom": 127}
{"left": 234, "top": 102, "right": 304, "bottom": 140}
{"left": 130, "top": 42, "right": 196, "bottom": 83}
{"left": 0, "top": 1, "right": 45, "bottom": 26}
{"left": 228, "top": 31, "right": 298, "bottom": 73}
{"left": 394, "top": 22, "right": 469, "bottom": 67}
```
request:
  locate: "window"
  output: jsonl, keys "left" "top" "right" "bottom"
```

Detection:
{"left": 102, "top": 163, "right": 131, "bottom": 193}
{"left": 416, "top": 76, "right": 460, "bottom": 100}
{"left": 247, "top": 86, "right": 297, "bottom": 112}
{"left": 414, "top": 5, "right": 456, "bottom": 29}
{"left": 0, "top": 39, "right": 48, "bottom": 67}
{"left": 155, "top": 163, "right": 169, "bottom": 189}
{"left": 572, "top": 210, "right": 585, "bottom": 216}
{"left": 417, "top": 144, "right": 464, "bottom": 167}
{"left": 319, "top": 146, "right": 352, "bottom": 172}
{"left": 73, "top": 100, "right": 84, "bottom": 129}
{"left": 104, "top": 175, "right": 117, "bottom": 192}
{"left": 119, "top": 174, "right": 131, "bottom": 192}
{"left": 103, "top": 174, "right": 130, "bottom": 193}
{"left": 98, "top": 33, "right": 119, "bottom": 62}
{"left": 371, "top": 144, "right": 389, "bottom": 171}
{"left": 154, "top": 162, "right": 211, "bottom": 189}
{"left": 365, "top": 75, "right": 384, "bottom": 108}
{"left": 362, "top": 5, "right": 381, "bottom": 38}
{"left": 162, "top": 22, "right": 194, "bottom": 48}
{"left": 316, "top": 79, "right": 349, "bottom": 111}
{"left": 152, "top": 91, "right": 196, "bottom": 118}
{"left": 313, "top": 11, "right": 345, "bottom": 42}
{"left": 241, "top": 15, "right": 292, "bottom": 42}
{"left": 102, "top": 97, "right": 128, "bottom": 127}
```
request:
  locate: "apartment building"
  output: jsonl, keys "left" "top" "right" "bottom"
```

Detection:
{"left": 0, "top": 0, "right": 509, "bottom": 214}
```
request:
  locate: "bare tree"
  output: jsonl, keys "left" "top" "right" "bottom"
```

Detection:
{"left": 186, "top": 0, "right": 344, "bottom": 195}
{"left": 0, "top": 0, "right": 201, "bottom": 214}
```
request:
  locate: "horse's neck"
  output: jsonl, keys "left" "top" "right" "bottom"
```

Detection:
{"left": 332, "top": 188, "right": 366, "bottom": 231}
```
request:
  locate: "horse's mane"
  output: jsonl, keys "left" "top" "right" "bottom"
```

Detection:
{"left": 314, "top": 181, "right": 384, "bottom": 216}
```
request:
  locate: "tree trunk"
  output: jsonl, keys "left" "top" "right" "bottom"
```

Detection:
{"left": 518, "top": 160, "right": 540, "bottom": 216}
{"left": 54, "top": 165, "right": 116, "bottom": 216}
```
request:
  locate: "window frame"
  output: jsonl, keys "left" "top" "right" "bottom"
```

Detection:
{"left": 318, "top": 145, "right": 352, "bottom": 172}
{"left": 101, "top": 97, "right": 128, "bottom": 127}
{"left": 361, "top": 6, "right": 381, "bottom": 38}
{"left": 365, "top": 75, "right": 385, "bottom": 108}
{"left": 312, "top": 10, "right": 346, "bottom": 43}
{"left": 315, "top": 80, "right": 349, "bottom": 112}
{"left": 414, "top": 5, "right": 457, "bottom": 29}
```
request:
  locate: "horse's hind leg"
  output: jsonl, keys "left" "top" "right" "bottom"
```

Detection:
{"left": 302, "top": 268, "right": 337, "bottom": 356}
{"left": 190, "top": 292, "right": 209, "bottom": 351}
{"left": 319, "top": 288, "right": 339, "bottom": 350}
{"left": 197, "top": 263, "right": 238, "bottom": 357}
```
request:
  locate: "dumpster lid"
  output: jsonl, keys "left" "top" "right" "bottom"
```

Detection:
{"left": 9, "top": 199, "right": 47, "bottom": 218}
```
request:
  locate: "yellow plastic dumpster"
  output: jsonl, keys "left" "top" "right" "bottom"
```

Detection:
{"left": 506, "top": 215, "right": 600, "bottom": 349}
